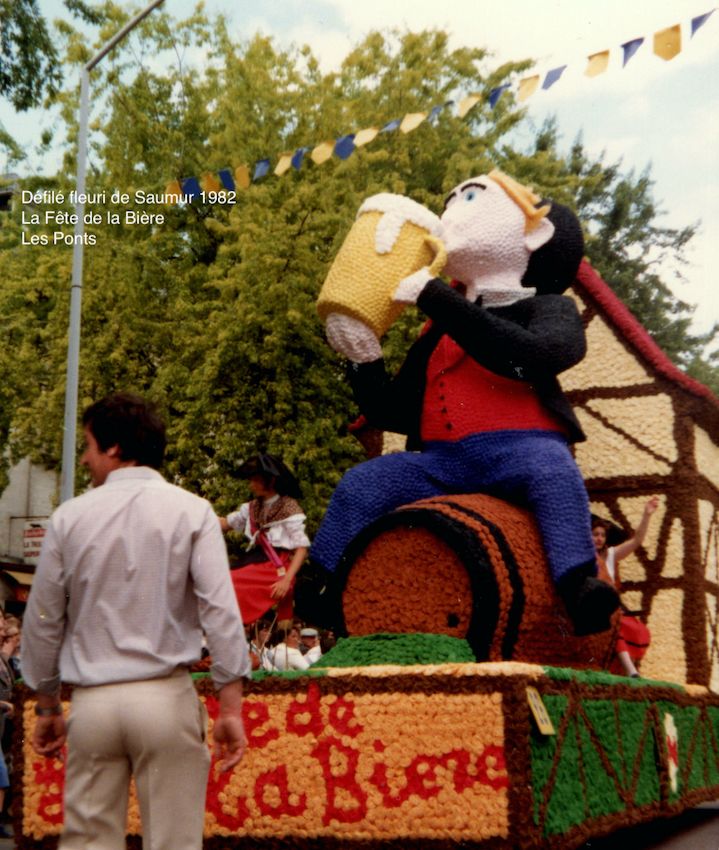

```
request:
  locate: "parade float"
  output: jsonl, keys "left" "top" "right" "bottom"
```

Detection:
{"left": 14, "top": 186, "right": 719, "bottom": 848}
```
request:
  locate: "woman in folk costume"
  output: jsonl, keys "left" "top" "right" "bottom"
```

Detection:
{"left": 592, "top": 497, "right": 658, "bottom": 677}
{"left": 219, "top": 454, "right": 310, "bottom": 625}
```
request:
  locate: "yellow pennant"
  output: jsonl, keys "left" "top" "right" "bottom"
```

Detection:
{"left": 200, "top": 172, "right": 221, "bottom": 193}
{"left": 274, "top": 153, "right": 293, "bottom": 177}
{"left": 234, "top": 165, "right": 250, "bottom": 190}
{"left": 400, "top": 112, "right": 427, "bottom": 134}
{"left": 517, "top": 75, "right": 540, "bottom": 102}
{"left": 654, "top": 24, "right": 681, "bottom": 61}
{"left": 354, "top": 126, "right": 379, "bottom": 147}
{"left": 164, "top": 180, "right": 182, "bottom": 203}
{"left": 311, "top": 141, "right": 335, "bottom": 165}
{"left": 457, "top": 94, "right": 481, "bottom": 118}
{"left": 585, "top": 51, "right": 610, "bottom": 77}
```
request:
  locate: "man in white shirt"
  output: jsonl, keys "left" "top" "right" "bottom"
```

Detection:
{"left": 22, "top": 392, "right": 251, "bottom": 850}
{"left": 300, "top": 628, "right": 323, "bottom": 664}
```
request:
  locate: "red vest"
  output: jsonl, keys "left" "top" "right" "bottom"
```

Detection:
{"left": 420, "top": 335, "right": 566, "bottom": 442}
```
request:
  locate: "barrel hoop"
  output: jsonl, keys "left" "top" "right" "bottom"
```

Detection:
{"left": 415, "top": 499, "right": 526, "bottom": 659}
{"left": 337, "top": 507, "right": 501, "bottom": 658}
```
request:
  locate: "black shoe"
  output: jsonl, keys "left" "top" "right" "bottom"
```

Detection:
{"left": 557, "top": 566, "right": 620, "bottom": 636}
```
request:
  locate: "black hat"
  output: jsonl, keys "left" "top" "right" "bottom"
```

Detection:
{"left": 236, "top": 453, "right": 302, "bottom": 499}
{"left": 521, "top": 200, "right": 585, "bottom": 295}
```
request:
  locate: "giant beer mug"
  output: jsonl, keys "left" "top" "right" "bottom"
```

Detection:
{"left": 317, "top": 193, "right": 446, "bottom": 338}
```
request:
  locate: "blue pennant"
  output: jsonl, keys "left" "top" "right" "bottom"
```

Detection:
{"left": 621, "top": 38, "right": 644, "bottom": 67}
{"left": 218, "top": 169, "right": 235, "bottom": 191}
{"left": 542, "top": 66, "right": 567, "bottom": 90}
{"left": 181, "top": 176, "right": 202, "bottom": 199}
{"left": 334, "top": 134, "right": 356, "bottom": 160}
{"left": 253, "top": 159, "right": 271, "bottom": 181}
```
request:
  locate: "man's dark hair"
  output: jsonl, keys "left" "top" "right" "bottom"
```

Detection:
{"left": 82, "top": 392, "right": 166, "bottom": 469}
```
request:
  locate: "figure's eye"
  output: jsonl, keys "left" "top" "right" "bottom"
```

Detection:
{"left": 464, "top": 190, "right": 477, "bottom": 201}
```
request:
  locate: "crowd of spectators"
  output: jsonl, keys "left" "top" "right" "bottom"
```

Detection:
{"left": 0, "top": 608, "right": 22, "bottom": 838}
{"left": 246, "top": 618, "right": 335, "bottom": 672}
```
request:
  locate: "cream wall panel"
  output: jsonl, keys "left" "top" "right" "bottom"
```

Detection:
{"left": 561, "top": 316, "right": 652, "bottom": 391}
{"left": 587, "top": 397, "right": 677, "bottom": 464}
{"left": 695, "top": 426, "right": 719, "bottom": 492}
{"left": 642, "top": 589, "right": 686, "bottom": 684}
{"left": 575, "top": 410, "right": 672, "bottom": 479}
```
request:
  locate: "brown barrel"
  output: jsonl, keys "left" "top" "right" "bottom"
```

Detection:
{"left": 338, "top": 493, "right": 618, "bottom": 669}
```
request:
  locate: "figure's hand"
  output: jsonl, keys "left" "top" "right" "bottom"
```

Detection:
{"left": 326, "top": 313, "right": 382, "bottom": 363}
{"left": 393, "top": 266, "right": 432, "bottom": 304}
{"left": 645, "top": 496, "right": 660, "bottom": 516}
{"left": 33, "top": 715, "right": 67, "bottom": 759}
{"left": 270, "top": 575, "right": 292, "bottom": 599}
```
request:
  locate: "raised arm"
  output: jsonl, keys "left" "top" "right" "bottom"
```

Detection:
{"left": 613, "top": 496, "right": 660, "bottom": 562}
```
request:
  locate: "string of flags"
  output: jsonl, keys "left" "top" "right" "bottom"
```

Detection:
{"left": 164, "top": 9, "right": 715, "bottom": 203}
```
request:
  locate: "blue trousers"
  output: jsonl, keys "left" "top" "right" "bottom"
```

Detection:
{"left": 311, "top": 430, "right": 596, "bottom": 582}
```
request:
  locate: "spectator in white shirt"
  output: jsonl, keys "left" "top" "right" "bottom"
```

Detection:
{"left": 265, "top": 626, "right": 309, "bottom": 671}
{"left": 300, "top": 628, "right": 323, "bottom": 665}
{"left": 22, "top": 392, "right": 251, "bottom": 850}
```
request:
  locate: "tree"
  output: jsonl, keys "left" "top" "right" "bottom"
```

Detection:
{"left": 1, "top": 6, "right": 716, "bottom": 518}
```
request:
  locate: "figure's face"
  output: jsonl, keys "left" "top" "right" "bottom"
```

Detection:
{"left": 440, "top": 176, "right": 531, "bottom": 286}
{"left": 287, "top": 629, "right": 300, "bottom": 647}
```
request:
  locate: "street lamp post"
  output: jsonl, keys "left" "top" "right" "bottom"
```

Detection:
{"left": 59, "top": 0, "right": 165, "bottom": 503}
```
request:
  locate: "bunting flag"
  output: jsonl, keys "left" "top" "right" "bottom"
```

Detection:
{"left": 218, "top": 168, "right": 235, "bottom": 191}
{"left": 585, "top": 51, "right": 610, "bottom": 77}
{"left": 274, "top": 153, "right": 293, "bottom": 177}
{"left": 457, "top": 94, "right": 481, "bottom": 118}
{"left": 200, "top": 172, "right": 221, "bottom": 193}
{"left": 253, "top": 159, "right": 270, "bottom": 181}
{"left": 292, "top": 147, "right": 309, "bottom": 169}
{"left": 542, "top": 66, "right": 567, "bottom": 90}
{"left": 654, "top": 24, "right": 682, "bottom": 61}
{"left": 518, "top": 75, "right": 540, "bottom": 101}
{"left": 181, "top": 177, "right": 202, "bottom": 199}
{"left": 621, "top": 38, "right": 644, "bottom": 67}
{"left": 488, "top": 84, "right": 510, "bottom": 108}
{"left": 165, "top": 9, "right": 714, "bottom": 202}
{"left": 234, "top": 165, "right": 250, "bottom": 189}
{"left": 354, "top": 127, "right": 379, "bottom": 147}
{"left": 692, "top": 10, "right": 714, "bottom": 35}
{"left": 400, "top": 112, "right": 427, "bottom": 133}
{"left": 311, "top": 141, "right": 335, "bottom": 165}
{"left": 334, "top": 134, "right": 356, "bottom": 159}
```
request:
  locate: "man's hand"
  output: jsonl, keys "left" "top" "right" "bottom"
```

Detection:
{"left": 33, "top": 715, "right": 67, "bottom": 759}
{"left": 213, "top": 680, "right": 247, "bottom": 772}
{"left": 212, "top": 714, "right": 247, "bottom": 772}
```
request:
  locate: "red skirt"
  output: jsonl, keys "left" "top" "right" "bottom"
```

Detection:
{"left": 610, "top": 615, "right": 651, "bottom": 674}
{"left": 230, "top": 552, "right": 294, "bottom": 625}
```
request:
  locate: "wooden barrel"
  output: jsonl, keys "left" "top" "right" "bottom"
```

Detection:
{"left": 338, "top": 493, "right": 618, "bottom": 669}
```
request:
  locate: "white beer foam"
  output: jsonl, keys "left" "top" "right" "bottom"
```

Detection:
{"left": 358, "top": 193, "right": 442, "bottom": 255}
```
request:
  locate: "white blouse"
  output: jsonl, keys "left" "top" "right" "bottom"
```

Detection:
{"left": 226, "top": 495, "right": 310, "bottom": 551}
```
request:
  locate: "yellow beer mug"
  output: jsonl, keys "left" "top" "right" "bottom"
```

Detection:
{"left": 317, "top": 193, "right": 446, "bottom": 338}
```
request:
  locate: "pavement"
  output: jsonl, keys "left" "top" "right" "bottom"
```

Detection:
{"left": 0, "top": 803, "right": 716, "bottom": 848}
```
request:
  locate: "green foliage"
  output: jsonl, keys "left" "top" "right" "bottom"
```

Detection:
{"left": 1, "top": 5, "right": 716, "bottom": 523}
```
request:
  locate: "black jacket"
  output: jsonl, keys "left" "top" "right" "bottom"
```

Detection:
{"left": 348, "top": 279, "right": 587, "bottom": 450}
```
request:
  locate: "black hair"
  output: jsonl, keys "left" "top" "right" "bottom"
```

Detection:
{"left": 521, "top": 200, "right": 585, "bottom": 295}
{"left": 82, "top": 392, "right": 167, "bottom": 469}
{"left": 236, "top": 453, "right": 302, "bottom": 499}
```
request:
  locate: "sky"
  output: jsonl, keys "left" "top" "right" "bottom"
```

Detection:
{"left": 2, "top": 0, "right": 718, "bottom": 337}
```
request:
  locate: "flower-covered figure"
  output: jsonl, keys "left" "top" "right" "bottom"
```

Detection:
{"left": 312, "top": 170, "right": 619, "bottom": 636}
